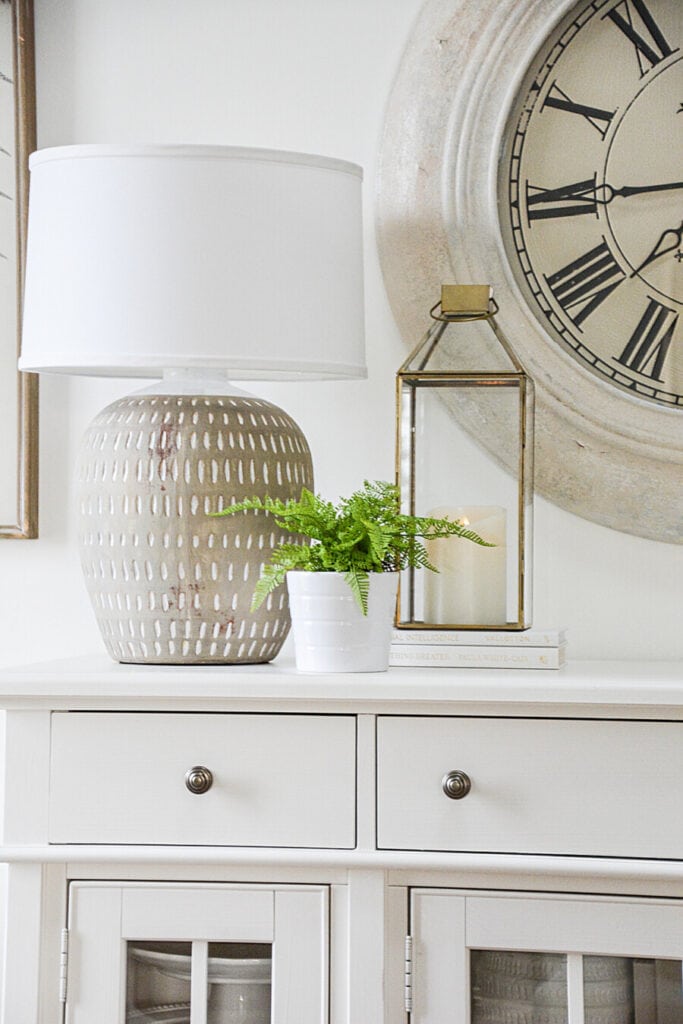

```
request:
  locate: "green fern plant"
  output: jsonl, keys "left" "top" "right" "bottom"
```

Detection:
{"left": 211, "top": 480, "right": 493, "bottom": 615}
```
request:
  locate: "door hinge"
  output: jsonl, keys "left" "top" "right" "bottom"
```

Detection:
{"left": 59, "top": 928, "right": 69, "bottom": 1004}
{"left": 404, "top": 934, "right": 413, "bottom": 1014}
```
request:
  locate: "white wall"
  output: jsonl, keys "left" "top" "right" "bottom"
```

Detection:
{"left": 0, "top": 0, "right": 681, "bottom": 666}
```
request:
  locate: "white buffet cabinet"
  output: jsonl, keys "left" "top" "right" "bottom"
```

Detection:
{"left": 0, "top": 656, "right": 682, "bottom": 1023}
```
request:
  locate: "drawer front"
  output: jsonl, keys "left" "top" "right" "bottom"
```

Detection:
{"left": 50, "top": 712, "right": 356, "bottom": 847}
{"left": 377, "top": 716, "right": 683, "bottom": 858}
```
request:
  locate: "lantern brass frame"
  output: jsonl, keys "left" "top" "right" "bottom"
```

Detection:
{"left": 395, "top": 286, "right": 534, "bottom": 631}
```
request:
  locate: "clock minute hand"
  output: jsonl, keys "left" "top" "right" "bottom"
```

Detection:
{"left": 630, "top": 219, "right": 683, "bottom": 277}
{"left": 596, "top": 181, "right": 683, "bottom": 204}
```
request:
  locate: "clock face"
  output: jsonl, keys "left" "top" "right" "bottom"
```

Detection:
{"left": 499, "top": 0, "right": 682, "bottom": 407}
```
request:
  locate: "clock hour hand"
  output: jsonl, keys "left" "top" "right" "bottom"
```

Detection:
{"left": 630, "top": 219, "right": 683, "bottom": 276}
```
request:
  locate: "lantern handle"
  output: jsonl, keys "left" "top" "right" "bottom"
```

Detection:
{"left": 429, "top": 296, "right": 500, "bottom": 323}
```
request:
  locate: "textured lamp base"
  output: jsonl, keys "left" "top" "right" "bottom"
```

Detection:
{"left": 77, "top": 392, "right": 313, "bottom": 664}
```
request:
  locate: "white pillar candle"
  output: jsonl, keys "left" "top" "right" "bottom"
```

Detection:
{"left": 424, "top": 506, "right": 507, "bottom": 625}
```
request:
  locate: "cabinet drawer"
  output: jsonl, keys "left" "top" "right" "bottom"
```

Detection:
{"left": 50, "top": 712, "right": 356, "bottom": 847}
{"left": 377, "top": 716, "right": 683, "bottom": 858}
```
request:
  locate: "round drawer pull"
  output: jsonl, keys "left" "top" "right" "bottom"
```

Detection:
{"left": 185, "top": 765, "right": 213, "bottom": 795}
{"left": 442, "top": 769, "right": 471, "bottom": 800}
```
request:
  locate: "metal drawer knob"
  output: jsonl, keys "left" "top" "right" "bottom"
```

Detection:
{"left": 442, "top": 769, "right": 471, "bottom": 800}
{"left": 185, "top": 765, "right": 213, "bottom": 795}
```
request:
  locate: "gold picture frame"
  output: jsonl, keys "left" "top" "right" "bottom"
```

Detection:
{"left": 0, "top": 0, "right": 37, "bottom": 538}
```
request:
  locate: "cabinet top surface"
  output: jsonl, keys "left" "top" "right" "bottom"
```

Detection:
{"left": 0, "top": 655, "right": 680, "bottom": 713}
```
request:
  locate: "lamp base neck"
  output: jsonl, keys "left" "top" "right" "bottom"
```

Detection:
{"left": 132, "top": 368, "right": 254, "bottom": 398}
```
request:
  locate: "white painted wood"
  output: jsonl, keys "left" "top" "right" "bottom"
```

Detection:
{"left": 0, "top": 867, "right": 5, "bottom": 1020}
{"left": 345, "top": 871, "right": 385, "bottom": 1024}
{"left": 384, "top": 885, "right": 408, "bottom": 1024}
{"left": 38, "top": 862, "right": 69, "bottom": 1023}
{"left": 190, "top": 941, "right": 208, "bottom": 1024}
{"left": 66, "top": 883, "right": 124, "bottom": 1024}
{"left": 1, "top": 656, "right": 683, "bottom": 715}
{"left": 466, "top": 894, "right": 683, "bottom": 958}
{"left": 329, "top": 884, "right": 349, "bottom": 1024}
{"left": 355, "top": 714, "right": 376, "bottom": 850}
{"left": 0, "top": 864, "right": 44, "bottom": 1024}
{"left": 272, "top": 887, "right": 328, "bottom": 1023}
{"left": 410, "top": 890, "right": 468, "bottom": 1024}
{"left": 0, "top": 710, "right": 51, "bottom": 843}
{"left": 4, "top": 844, "right": 683, "bottom": 891}
{"left": 567, "top": 954, "right": 585, "bottom": 1024}
{"left": 377, "top": 716, "right": 683, "bottom": 858}
{"left": 49, "top": 712, "right": 356, "bottom": 847}
{"left": 121, "top": 885, "right": 274, "bottom": 942}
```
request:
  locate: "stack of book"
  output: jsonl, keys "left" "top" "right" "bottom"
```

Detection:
{"left": 389, "top": 627, "right": 567, "bottom": 670}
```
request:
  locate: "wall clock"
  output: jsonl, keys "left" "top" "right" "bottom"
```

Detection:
{"left": 377, "top": 0, "right": 682, "bottom": 543}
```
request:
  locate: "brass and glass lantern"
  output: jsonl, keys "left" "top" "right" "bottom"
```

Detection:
{"left": 396, "top": 285, "right": 534, "bottom": 631}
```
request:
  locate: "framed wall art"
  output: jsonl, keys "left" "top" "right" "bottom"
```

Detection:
{"left": 0, "top": 0, "right": 37, "bottom": 538}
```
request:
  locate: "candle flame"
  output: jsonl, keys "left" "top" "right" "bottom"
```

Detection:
{"left": 459, "top": 517, "right": 470, "bottom": 527}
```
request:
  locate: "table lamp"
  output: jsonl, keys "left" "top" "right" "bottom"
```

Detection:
{"left": 19, "top": 144, "right": 366, "bottom": 664}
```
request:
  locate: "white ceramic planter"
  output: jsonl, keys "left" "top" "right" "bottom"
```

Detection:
{"left": 286, "top": 571, "right": 399, "bottom": 673}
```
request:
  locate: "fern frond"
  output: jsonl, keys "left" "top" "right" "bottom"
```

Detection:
{"left": 250, "top": 563, "right": 288, "bottom": 610}
{"left": 364, "top": 518, "right": 392, "bottom": 567}
{"left": 344, "top": 566, "right": 370, "bottom": 615}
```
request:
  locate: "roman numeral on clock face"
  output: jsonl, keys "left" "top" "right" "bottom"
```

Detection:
{"left": 605, "top": 0, "right": 676, "bottom": 75}
{"left": 616, "top": 298, "right": 678, "bottom": 381}
{"left": 542, "top": 83, "right": 616, "bottom": 138}
{"left": 545, "top": 240, "right": 625, "bottom": 327}
{"left": 525, "top": 176, "right": 598, "bottom": 221}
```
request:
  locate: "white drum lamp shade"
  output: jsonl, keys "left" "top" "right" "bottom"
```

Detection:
{"left": 20, "top": 145, "right": 366, "bottom": 665}
{"left": 20, "top": 144, "right": 365, "bottom": 378}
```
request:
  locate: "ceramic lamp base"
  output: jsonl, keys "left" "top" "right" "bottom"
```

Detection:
{"left": 77, "top": 391, "right": 313, "bottom": 664}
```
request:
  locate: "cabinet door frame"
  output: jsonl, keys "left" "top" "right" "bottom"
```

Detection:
{"left": 410, "top": 888, "right": 683, "bottom": 1024}
{"left": 66, "top": 880, "right": 330, "bottom": 1024}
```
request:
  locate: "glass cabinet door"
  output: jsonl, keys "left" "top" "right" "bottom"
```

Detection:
{"left": 65, "top": 883, "right": 328, "bottom": 1024}
{"left": 410, "top": 890, "right": 683, "bottom": 1024}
